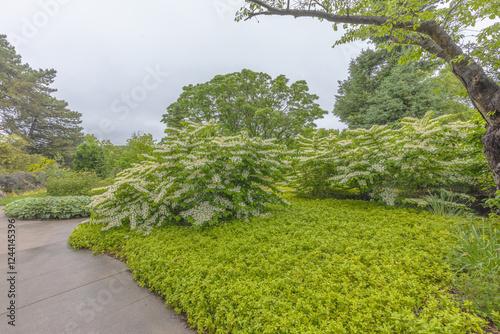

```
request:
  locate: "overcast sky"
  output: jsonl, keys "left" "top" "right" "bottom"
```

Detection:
{"left": 0, "top": 0, "right": 368, "bottom": 144}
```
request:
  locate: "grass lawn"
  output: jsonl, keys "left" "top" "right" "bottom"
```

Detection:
{"left": 69, "top": 196, "right": 488, "bottom": 333}
{"left": 0, "top": 191, "right": 47, "bottom": 206}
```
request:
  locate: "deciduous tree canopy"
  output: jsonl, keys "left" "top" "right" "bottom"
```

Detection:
{"left": 162, "top": 69, "right": 327, "bottom": 143}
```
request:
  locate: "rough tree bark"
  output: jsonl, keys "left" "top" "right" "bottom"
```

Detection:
{"left": 243, "top": 0, "right": 500, "bottom": 190}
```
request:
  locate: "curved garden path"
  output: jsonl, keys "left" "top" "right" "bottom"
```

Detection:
{"left": 0, "top": 210, "right": 196, "bottom": 334}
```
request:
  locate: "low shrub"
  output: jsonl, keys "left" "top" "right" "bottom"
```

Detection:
{"left": 4, "top": 196, "right": 91, "bottom": 220}
{"left": 46, "top": 171, "right": 112, "bottom": 196}
{"left": 69, "top": 197, "right": 487, "bottom": 333}
{"left": 86, "top": 121, "right": 290, "bottom": 232}
{"left": 0, "top": 172, "right": 45, "bottom": 194}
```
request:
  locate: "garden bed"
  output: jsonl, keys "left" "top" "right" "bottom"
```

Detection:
{"left": 69, "top": 197, "right": 488, "bottom": 333}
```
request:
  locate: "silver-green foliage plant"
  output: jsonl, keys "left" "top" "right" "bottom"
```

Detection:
{"left": 292, "top": 112, "right": 486, "bottom": 205}
{"left": 4, "top": 196, "right": 91, "bottom": 220}
{"left": 86, "top": 121, "right": 290, "bottom": 232}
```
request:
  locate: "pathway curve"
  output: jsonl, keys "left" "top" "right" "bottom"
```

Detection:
{"left": 0, "top": 210, "right": 196, "bottom": 334}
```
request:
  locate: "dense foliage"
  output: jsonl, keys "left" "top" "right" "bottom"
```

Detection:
{"left": 46, "top": 170, "right": 112, "bottom": 196}
{"left": 69, "top": 197, "right": 487, "bottom": 333}
{"left": 117, "top": 132, "right": 155, "bottom": 170}
{"left": 85, "top": 121, "right": 290, "bottom": 232}
{"left": 161, "top": 69, "right": 327, "bottom": 143}
{"left": 292, "top": 112, "right": 486, "bottom": 205}
{"left": 0, "top": 35, "right": 83, "bottom": 163}
{"left": 72, "top": 135, "right": 111, "bottom": 178}
{"left": 4, "top": 196, "right": 91, "bottom": 220}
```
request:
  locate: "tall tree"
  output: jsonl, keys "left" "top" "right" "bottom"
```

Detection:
{"left": 334, "top": 45, "right": 471, "bottom": 128}
{"left": 162, "top": 69, "right": 327, "bottom": 143}
{"left": 237, "top": 0, "right": 500, "bottom": 190}
{"left": 0, "top": 34, "right": 83, "bottom": 164}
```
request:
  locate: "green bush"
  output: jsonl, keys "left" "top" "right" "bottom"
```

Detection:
{"left": 86, "top": 121, "right": 290, "bottom": 232}
{"left": 4, "top": 196, "right": 91, "bottom": 220}
{"left": 69, "top": 197, "right": 488, "bottom": 333}
{"left": 46, "top": 171, "right": 112, "bottom": 196}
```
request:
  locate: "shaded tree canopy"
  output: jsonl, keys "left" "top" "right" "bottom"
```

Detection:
{"left": 0, "top": 34, "right": 83, "bottom": 163}
{"left": 161, "top": 69, "right": 327, "bottom": 143}
{"left": 237, "top": 0, "right": 500, "bottom": 189}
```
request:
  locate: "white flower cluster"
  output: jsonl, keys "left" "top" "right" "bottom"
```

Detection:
{"left": 379, "top": 188, "right": 398, "bottom": 206}
{"left": 228, "top": 185, "right": 241, "bottom": 193}
{"left": 371, "top": 163, "right": 385, "bottom": 173}
{"left": 179, "top": 201, "right": 225, "bottom": 225}
{"left": 230, "top": 156, "right": 242, "bottom": 164}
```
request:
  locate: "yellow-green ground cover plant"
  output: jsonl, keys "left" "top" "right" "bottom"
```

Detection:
{"left": 85, "top": 121, "right": 290, "bottom": 232}
{"left": 70, "top": 197, "right": 489, "bottom": 333}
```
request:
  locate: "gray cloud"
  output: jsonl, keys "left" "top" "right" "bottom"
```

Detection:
{"left": 1, "top": 0, "right": 367, "bottom": 144}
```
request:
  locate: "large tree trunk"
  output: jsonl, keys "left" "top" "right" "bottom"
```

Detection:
{"left": 450, "top": 60, "right": 500, "bottom": 191}
{"left": 483, "top": 127, "right": 500, "bottom": 191}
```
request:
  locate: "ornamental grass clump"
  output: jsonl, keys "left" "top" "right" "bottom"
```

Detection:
{"left": 86, "top": 121, "right": 290, "bottom": 232}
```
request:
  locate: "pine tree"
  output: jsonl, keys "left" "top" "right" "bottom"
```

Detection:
{"left": 0, "top": 34, "right": 83, "bottom": 164}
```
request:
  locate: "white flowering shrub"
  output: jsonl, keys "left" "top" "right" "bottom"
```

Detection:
{"left": 293, "top": 112, "right": 487, "bottom": 205}
{"left": 288, "top": 131, "right": 339, "bottom": 198}
{"left": 86, "top": 121, "right": 290, "bottom": 232}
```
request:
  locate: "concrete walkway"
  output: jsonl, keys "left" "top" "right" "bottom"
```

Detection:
{"left": 0, "top": 211, "right": 197, "bottom": 334}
